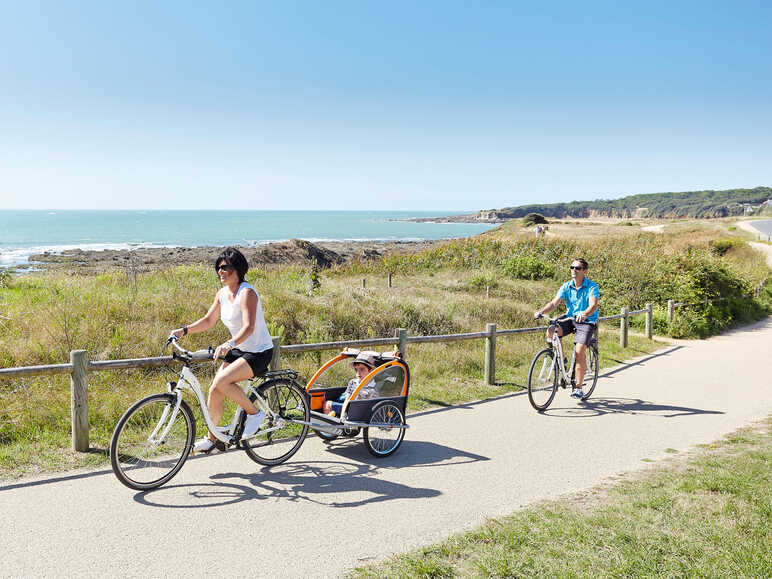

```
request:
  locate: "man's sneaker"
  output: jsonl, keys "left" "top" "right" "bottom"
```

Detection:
{"left": 193, "top": 437, "right": 215, "bottom": 453}
{"left": 571, "top": 388, "right": 585, "bottom": 399}
{"left": 242, "top": 410, "right": 266, "bottom": 438}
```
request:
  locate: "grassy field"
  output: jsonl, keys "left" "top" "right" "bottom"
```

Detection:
{"left": 0, "top": 218, "right": 769, "bottom": 478}
{"left": 352, "top": 418, "right": 772, "bottom": 577}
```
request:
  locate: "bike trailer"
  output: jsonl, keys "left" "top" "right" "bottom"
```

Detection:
{"left": 306, "top": 347, "right": 410, "bottom": 456}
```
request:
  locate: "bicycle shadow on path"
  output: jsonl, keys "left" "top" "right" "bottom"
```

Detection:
{"left": 542, "top": 397, "right": 724, "bottom": 419}
{"left": 134, "top": 460, "right": 438, "bottom": 510}
{"left": 133, "top": 440, "right": 487, "bottom": 509}
{"left": 406, "top": 344, "right": 687, "bottom": 423}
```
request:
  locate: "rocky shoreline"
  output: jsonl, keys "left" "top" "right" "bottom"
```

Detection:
{"left": 23, "top": 238, "right": 439, "bottom": 274}
{"left": 401, "top": 212, "right": 507, "bottom": 224}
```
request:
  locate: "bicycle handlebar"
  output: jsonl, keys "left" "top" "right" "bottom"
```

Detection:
{"left": 535, "top": 313, "right": 595, "bottom": 325}
{"left": 164, "top": 335, "right": 214, "bottom": 361}
{"left": 535, "top": 313, "right": 559, "bottom": 323}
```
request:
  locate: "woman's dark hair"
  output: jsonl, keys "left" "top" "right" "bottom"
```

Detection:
{"left": 215, "top": 247, "right": 248, "bottom": 283}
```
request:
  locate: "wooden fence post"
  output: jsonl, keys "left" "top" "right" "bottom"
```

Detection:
{"left": 270, "top": 336, "right": 282, "bottom": 371}
{"left": 388, "top": 273, "right": 392, "bottom": 288}
{"left": 620, "top": 307, "right": 629, "bottom": 348}
{"left": 645, "top": 303, "right": 653, "bottom": 339}
{"left": 362, "top": 278, "right": 366, "bottom": 289}
{"left": 667, "top": 299, "right": 674, "bottom": 323}
{"left": 396, "top": 328, "right": 408, "bottom": 358}
{"left": 484, "top": 323, "right": 496, "bottom": 385}
{"left": 70, "top": 349, "right": 89, "bottom": 452}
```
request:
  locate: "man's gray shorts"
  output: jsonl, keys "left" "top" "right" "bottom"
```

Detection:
{"left": 557, "top": 317, "right": 596, "bottom": 346}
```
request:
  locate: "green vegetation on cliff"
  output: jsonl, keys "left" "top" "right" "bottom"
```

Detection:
{"left": 481, "top": 186, "right": 771, "bottom": 220}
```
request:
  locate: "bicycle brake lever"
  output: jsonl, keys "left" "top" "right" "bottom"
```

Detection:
{"left": 161, "top": 335, "right": 179, "bottom": 356}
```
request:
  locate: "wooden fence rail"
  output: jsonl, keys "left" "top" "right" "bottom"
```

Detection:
{"left": 0, "top": 301, "right": 673, "bottom": 452}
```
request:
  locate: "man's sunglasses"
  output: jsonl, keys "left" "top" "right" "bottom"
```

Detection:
{"left": 570, "top": 265, "right": 584, "bottom": 270}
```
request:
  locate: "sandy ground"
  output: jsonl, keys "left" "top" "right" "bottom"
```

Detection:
{"left": 733, "top": 220, "right": 772, "bottom": 267}
{"left": 735, "top": 220, "right": 763, "bottom": 236}
{"left": 2, "top": 318, "right": 771, "bottom": 578}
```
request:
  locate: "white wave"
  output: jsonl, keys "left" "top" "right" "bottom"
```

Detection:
{"left": 0, "top": 242, "right": 180, "bottom": 268}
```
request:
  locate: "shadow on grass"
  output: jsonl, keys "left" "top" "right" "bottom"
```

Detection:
{"left": 0, "top": 446, "right": 112, "bottom": 492}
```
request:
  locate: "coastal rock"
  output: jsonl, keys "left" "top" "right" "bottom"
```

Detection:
{"left": 243, "top": 238, "right": 343, "bottom": 268}
{"left": 25, "top": 238, "right": 436, "bottom": 273}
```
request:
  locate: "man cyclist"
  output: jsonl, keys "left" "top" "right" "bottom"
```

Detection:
{"left": 534, "top": 257, "right": 600, "bottom": 399}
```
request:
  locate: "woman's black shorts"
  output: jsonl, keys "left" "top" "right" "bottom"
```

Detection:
{"left": 223, "top": 347, "right": 273, "bottom": 377}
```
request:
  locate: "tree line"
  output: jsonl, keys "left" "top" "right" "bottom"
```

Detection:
{"left": 484, "top": 186, "right": 771, "bottom": 219}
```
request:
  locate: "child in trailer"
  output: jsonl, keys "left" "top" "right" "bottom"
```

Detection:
{"left": 323, "top": 351, "right": 379, "bottom": 416}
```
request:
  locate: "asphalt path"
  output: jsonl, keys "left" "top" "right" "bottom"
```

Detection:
{"left": 2, "top": 318, "right": 772, "bottom": 577}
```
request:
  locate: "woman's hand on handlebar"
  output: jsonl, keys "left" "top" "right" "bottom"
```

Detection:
{"left": 170, "top": 328, "right": 185, "bottom": 340}
{"left": 213, "top": 342, "right": 233, "bottom": 361}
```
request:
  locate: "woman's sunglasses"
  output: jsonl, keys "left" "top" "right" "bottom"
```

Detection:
{"left": 216, "top": 264, "right": 235, "bottom": 273}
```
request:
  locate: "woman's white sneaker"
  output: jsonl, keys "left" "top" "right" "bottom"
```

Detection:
{"left": 242, "top": 410, "right": 266, "bottom": 437}
{"left": 193, "top": 437, "right": 215, "bottom": 453}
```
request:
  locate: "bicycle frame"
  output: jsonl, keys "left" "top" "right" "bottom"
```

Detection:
{"left": 162, "top": 340, "right": 303, "bottom": 447}
{"left": 537, "top": 317, "right": 596, "bottom": 388}
{"left": 547, "top": 327, "right": 574, "bottom": 387}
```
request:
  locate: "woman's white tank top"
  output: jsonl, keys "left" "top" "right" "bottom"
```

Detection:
{"left": 219, "top": 282, "right": 273, "bottom": 353}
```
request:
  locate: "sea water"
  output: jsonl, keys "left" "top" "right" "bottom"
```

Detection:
{"left": 0, "top": 210, "right": 495, "bottom": 268}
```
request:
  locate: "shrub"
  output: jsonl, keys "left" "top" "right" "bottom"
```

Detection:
{"left": 469, "top": 274, "right": 499, "bottom": 290}
{"left": 710, "top": 238, "right": 740, "bottom": 256}
{"left": 522, "top": 213, "right": 548, "bottom": 227}
{"left": 502, "top": 256, "right": 553, "bottom": 280}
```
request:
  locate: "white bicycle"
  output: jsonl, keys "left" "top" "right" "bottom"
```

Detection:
{"left": 527, "top": 314, "right": 599, "bottom": 412}
{"left": 109, "top": 336, "right": 310, "bottom": 490}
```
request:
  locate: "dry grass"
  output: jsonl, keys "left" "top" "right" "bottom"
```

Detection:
{"left": 0, "top": 218, "right": 769, "bottom": 478}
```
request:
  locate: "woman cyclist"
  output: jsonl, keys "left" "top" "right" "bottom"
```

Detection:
{"left": 170, "top": 247, "right": 274, "bottom": 453}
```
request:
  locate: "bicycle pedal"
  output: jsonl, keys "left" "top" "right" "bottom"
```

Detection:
{"left": 214, "top": 440, "right": 228, "bottom": 452}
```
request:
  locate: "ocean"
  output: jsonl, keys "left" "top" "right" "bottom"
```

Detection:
{"left": 0, "top": 210, "right": 496, "bottom": 268}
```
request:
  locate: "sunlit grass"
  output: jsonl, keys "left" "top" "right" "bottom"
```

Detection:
{"left": 352, "top": 418, "right": 772, "bottom": 577}
{"left": 0, "top": 221, "right": 769, "bottom": 477}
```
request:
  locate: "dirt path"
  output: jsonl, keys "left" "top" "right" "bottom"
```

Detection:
{"left": 2, "top": 318, "right": 772, "bottom": 577}
{"left": 749, "top": 242, "right": 772, "bottom": 267}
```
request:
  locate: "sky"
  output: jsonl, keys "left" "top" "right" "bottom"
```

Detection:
{"left": 0, "top": 0, "right": 770, "bottom": 211}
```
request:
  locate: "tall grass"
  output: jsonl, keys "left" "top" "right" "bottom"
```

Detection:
{"left": 0, "top": 226, "right": 769, "bottom": 476}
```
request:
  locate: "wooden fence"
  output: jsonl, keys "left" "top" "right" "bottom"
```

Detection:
{"left": 0, "top": 302, "right": 672, "bottom": 452}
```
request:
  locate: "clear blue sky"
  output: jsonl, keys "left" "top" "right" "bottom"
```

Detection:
{"left": 1, "top": 0, "right": 770, "bottom": 210}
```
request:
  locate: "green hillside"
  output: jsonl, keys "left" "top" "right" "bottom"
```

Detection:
{"left": 481, "top": 186, "right": 771, "bottom": 220}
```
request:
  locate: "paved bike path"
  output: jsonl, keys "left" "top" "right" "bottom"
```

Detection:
{"left": 2, "top": 318, "right": 771, "bottom": 577}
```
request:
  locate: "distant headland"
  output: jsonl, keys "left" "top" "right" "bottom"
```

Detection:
{"left": 406, "top": 186, "right": 772, "bottom": 223}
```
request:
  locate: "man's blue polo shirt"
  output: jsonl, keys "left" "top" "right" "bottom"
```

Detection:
{"left": 557, "top": 278, "right": 600, "bottom": 323}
